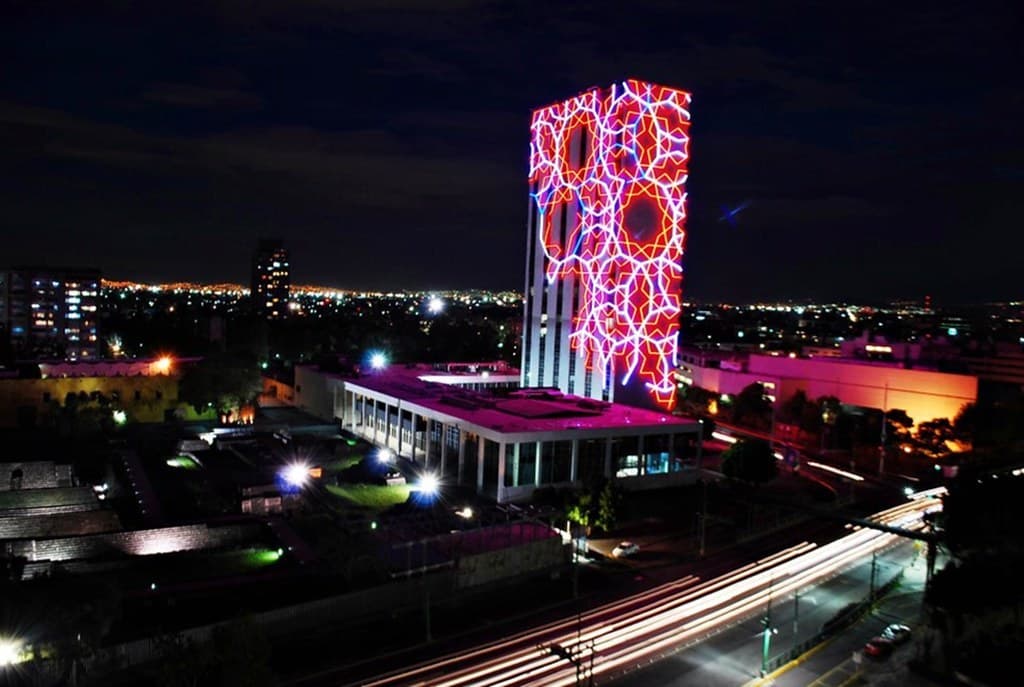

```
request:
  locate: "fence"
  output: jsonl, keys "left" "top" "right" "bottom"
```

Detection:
{"left": 762, "top": 569, "right": 903, "bottom": 673}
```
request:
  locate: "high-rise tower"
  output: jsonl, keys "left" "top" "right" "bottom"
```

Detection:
{"left": 251, "top": 239, "right": 290, "bottom": 319}
{"left": 0, "top": 267, "right": 101, "bottom": 360}
{"left": 521, "top": 80, "right": 691, "bottom": 410}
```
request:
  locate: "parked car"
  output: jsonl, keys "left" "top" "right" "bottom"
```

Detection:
{"left": 612, "top": 541, "right": 639, "bottom": 558}
{"left": 863, "top": 637, "right": 894, "bottom": 658}
{"left": 881, "top": 623, "right": 912, "bottom": 645}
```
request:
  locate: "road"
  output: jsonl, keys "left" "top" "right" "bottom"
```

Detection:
{"left": 329, "top": 491, "right": 941, "bottom": 687}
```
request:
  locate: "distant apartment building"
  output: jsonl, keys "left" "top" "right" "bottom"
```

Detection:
{"left": 251, "top": 239, "right": 290, "bottom": 318}
{"left": 0, "top": 267, "right": 101, "bottom": 360}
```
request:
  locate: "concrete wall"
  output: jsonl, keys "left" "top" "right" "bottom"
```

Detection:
{"left": 11, "top": 523, "right": 259, "bottom": 562}
{"left": 292, "top": 365, "right": 336, "bottom": 420}
{"left": 0, "top": 461, "right": 71, "bottom": 490}
{"left": 455, "top": 534, "right": 567, "bottom": 588}
{"left": 0, "top": 510, "right": 121, "bottom": 539}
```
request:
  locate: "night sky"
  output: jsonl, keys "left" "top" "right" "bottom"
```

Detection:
{"left": 2, "top": 1, "right": 1021, "bottom": 302}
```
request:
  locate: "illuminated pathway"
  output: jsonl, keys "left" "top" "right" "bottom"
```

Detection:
{"left": 352, "top": 492, "right": 942, "bottom": 687}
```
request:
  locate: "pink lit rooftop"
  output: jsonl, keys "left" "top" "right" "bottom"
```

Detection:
{"left": 338, "top": 363, "right": 699, "bottom": 436}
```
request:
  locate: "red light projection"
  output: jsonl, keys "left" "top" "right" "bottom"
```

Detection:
{"left": 530, "top": 80, "right": 691, "bottom": 409}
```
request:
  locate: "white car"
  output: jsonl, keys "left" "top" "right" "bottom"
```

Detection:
{"left": 612, "top": 541, "right": 639, "bottom": 558}
{"left": 881, "top": 623, "right": 911, "bottom": 645}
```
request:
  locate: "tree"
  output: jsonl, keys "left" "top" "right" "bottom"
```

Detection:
{"left": 721, "top": 439, "right": 778, "bottom": 485}
{"left": 177, "top": 353, "right": 262, "bottom": 416}
{"left": 731, "top": 383, "right": 773, "bottom": 431}
{"left": 777, "top": 389, "right": 810, "bottom": 426}
{"left": 566, "top": 491, "right": 594, "bottom": 533}
{"left": 885, "top": 408, "right": 913, "bottom": 442}
{"left": 678, "top": 384, "right": 715, "bottom": 416}
{"left": 595, "top": 480, "right": 622, "bottom": 532}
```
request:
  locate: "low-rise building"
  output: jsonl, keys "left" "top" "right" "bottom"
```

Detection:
{"left": 294, "top": 362, "right": 702, "bottom": 503}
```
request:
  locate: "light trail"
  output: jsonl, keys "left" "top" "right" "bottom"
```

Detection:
{"left": 354, "top": 492, "right": 943, "bottom": 687}
{"left": 806, "top": 461, "right": 866, "bottom": 481}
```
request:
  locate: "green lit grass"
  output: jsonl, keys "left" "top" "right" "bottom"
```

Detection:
{"left": 166, "top": 455, "right": 201, "bottom": 470}
{"left": 322, "top": 455, "right": 365, "bottom": 475}
{"left": 326, "top": 483, "right": 412, "bottom": 510}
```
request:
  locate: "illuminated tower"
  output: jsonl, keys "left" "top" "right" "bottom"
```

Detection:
{"left": 251, "top": 239, "right": 290, "bottom": 319}
{"left": 521, "top": 80, "right": 691, "bottom": 410}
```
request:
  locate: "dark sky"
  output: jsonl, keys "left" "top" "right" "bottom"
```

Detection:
{"left": 2, "top": 1, "right": 1022, "bottom": 302}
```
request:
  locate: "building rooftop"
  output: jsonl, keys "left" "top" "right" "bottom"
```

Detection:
{"left": 327, "top": 363, "right": 698, "bottom": 438}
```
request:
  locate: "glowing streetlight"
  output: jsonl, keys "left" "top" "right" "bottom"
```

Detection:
{"left": 281, "top": 462, "right": 311, "bottom": 488}
{"left": 0, "top": 637, "right": 23, "bottom": 667}
{"left": 152, "top": 356, "right": 173, "bottom": 374}
{"left": 417, "top": 472, "right": 440, "bottom": 497}
{"left": 369, "top": 351, "right": 387, "bottom": 370}
{"left": 112, "top": 409, "right": 127, "bottom": 426}
{"left": 377, "top": 448, "right": 394, "bottom": 464}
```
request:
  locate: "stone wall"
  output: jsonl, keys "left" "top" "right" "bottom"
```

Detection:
{"left": 11, "top": 523, "right": 260, "bottom": 562}
{"left": 0, "top": 461, "right": 70, "bottom": 490}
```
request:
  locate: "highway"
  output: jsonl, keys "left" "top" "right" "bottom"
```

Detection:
{"left": 341, "top": 490, "right": 942, "bottom": 687}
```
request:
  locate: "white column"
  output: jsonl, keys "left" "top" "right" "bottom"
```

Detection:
{"left": 534, "top": 441, "right": 543, "bottom": 486}
{"left": 570, "top": 439, "right": 579, "bottom": 484}
{"left": 476, "top": 439, "right": 485, "bottom": 493}
{"left": 396, "top": 404, "right": 404, "bottom": 458}
{"left": 497, "top": 443, "right": 507, "bottom": 503}
{"left": 638, "top": 435, "right": 645, "bottom": 476}
{"left": 423, "top": 418, "right": 432, "bottom": 468}
{"left": 440, "top": 423, "right": 448, "bottom": 476}
{"left": 511, "top": 443, "right": 520, "bottom": 487}
{"left": 457, "top": 431, "right": 467, "bottom": 485}
{"left": 373, "top": 399, "right": 380, "bottom": 444}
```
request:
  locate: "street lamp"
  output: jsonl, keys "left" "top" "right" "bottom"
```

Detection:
{"left": 417, "top": 472, "right": 440, "bottom": 497}
{"left": 369, "top": 351, "right": 388, "bottom": 370}
{"left": 281, "top": 462, "right": 311, "bottom": 488}
{"left": 0, "top": 637, "right": 24, "bottom": 667}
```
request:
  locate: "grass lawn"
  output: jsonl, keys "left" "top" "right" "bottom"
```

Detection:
{"left": 327, "top": 483, "right": 413, "bottom": 510}
{"left": 322, "top": 454, "right": 366, "bottom": 475}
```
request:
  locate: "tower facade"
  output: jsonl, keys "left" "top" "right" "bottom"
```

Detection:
{"left": 251, "top": 239, "right": 290, "bottom": 319}
{"left": 521, "top": 80, "right": 691, "bottom": 410}
{"left": 0, "top": 267, "right": 101, "bottom": 360}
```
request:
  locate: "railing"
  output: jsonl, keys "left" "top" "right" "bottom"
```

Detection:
{"left": 762, "top": 569, "right": 903, "bottom": 673}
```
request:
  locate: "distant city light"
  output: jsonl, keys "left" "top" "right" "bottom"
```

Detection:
{"left": 455, "top": 506, "right": 474, "bottom": 519}
{"left": 369, "top": 351, "right": 388, "bottom": 370}
{"left": 947, "top": 327, "right": 958, "bottom": 336}
{"left": 426, "top": 296, "right": 445, "bottom": 315}
{"left": 281, "top": 462, "right": 311, "bottom": 487}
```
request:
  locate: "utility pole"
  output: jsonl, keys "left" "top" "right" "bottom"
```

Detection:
{"left": 879, "top": 382, "right": 889, "bottom": 475}
{"left": 761, "top": 577, "right": 774, "bottom": 677}
{"left": 699, "top": 479, "right": 708, "bottom": 558}
{"left": 869, "top": 551, "right": 877, "bottom": 600}
{"left": 793, "top": 588, "right": 800, "bottom": 637}
{"left": 424, "top": 588, "right": 432, "bottom": 642}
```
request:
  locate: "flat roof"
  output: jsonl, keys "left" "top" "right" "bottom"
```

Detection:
{"left": 322, "top": 364, "right": 699, "bottom": 440}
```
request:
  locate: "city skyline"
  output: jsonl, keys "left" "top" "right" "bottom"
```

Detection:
{"left": 2, "top": 2, "right": 1022, "bottom": 302}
